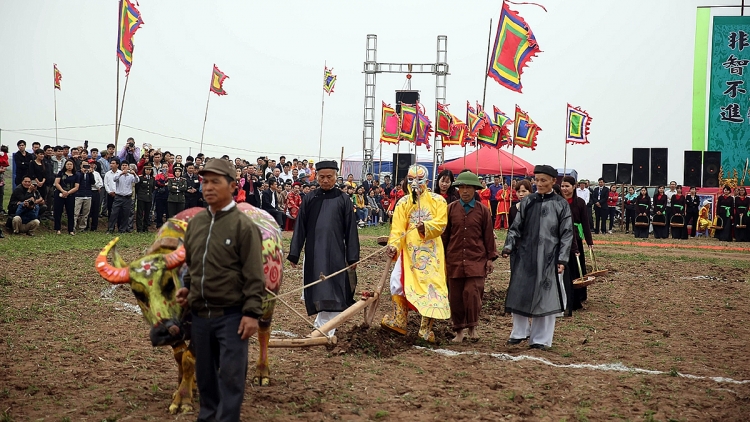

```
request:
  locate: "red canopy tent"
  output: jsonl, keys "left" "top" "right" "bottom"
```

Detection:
{"left": 439, "top": 147, "right": 534, "bottom": 176}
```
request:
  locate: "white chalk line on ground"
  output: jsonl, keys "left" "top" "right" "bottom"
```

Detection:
{"left": 415, "top": 347, "right": 750, "bottom": 385}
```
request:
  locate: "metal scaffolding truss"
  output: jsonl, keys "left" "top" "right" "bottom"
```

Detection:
{"left": 361, "top": 34, "right": 448, "bottom": 184}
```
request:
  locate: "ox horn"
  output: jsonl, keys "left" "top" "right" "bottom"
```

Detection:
{"left": 164, "top": 245, "right": 186, "bottom": 270}
{"left": 95, "top": 237, "right": 130, "bottom": 284}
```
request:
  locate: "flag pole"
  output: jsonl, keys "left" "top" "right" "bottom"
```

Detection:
{"left": 563, "top": 105, "right": 568, "bottom": 176}
{"left": 199, "top": 89, "right": 211, "bottom": 155}
{"left": 481, "top": 18, "right": 493, "bottom": 110}
{"left": 318, "top": 61, "right": 326, "bottom": 162}
{"left": 476, "top": 18, "right": 493, "bottom": 176}
{"left": 115, "top": 59, "right": 120, "bottom": 149}
{"left": 53, "top": 65, "right": 58, "bottom": 146}
{"left": 116, "top": 73, "right": 130, "bottom": 149}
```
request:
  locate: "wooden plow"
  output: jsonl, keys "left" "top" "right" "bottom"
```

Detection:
{"left": 268, "top": 236, "right": 392, "bottom": 348}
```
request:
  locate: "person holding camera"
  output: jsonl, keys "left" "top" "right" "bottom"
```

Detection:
{"left": 73, "top": 161, "right": 95, "bottom": 233}
{"left": 11, "top": 178, "right": 44, "bottom": 236}
{"left": 107, "top": 162, "right": 139, "bottom": 234}
{"left": 118, "top": 137, "right": 140, "bottom": 165}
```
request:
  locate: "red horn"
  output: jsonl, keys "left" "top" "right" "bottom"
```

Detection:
{"left": 164, "top": 246, "right": 186, "bottom": 270}
{"left": 95, "top": 238, "right": 130, "bottom": 284}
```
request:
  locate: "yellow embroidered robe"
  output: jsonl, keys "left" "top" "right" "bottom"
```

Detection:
{"left": 388, "top": 190, "right": 450, "bottom": 319}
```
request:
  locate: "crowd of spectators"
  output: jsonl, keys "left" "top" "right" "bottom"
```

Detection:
{"left": 0, "top": 137, "right": 409, "bottom": 238}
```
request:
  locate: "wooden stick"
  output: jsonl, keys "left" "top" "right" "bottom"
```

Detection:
{"left": 364, "top": 256, "right": 394, "bottom": 326}
{"left": 309, "top": 297, "right": 374, "bottom": 338}
{"left": 265, "top": 226, "right": 416, "bottom": 303}
{"left": 265, "top": 288, "right": 330, "bottom": 339}
{"left": 268, "top": 336, "right": 336, "bottom": 348}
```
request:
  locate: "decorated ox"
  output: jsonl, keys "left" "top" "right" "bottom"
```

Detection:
{"left": 95, "top": 204, "right": 283, "bottom": 414}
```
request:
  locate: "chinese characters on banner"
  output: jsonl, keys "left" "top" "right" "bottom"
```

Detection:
{"left": 708, "top": 17, "right": 750, "bottom": 173}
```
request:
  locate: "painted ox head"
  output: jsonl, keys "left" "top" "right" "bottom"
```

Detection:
{"left": 96, "top": 218, "right": 190, "bottom": 347}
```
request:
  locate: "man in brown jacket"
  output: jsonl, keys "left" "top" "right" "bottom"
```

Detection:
{"left": 176, "top": 158, "right": 265, "bottom": 422}
{"left": 441, "top": 171, "right": 498, "bottom": 342}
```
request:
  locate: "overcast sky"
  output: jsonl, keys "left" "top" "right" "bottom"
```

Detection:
{"left": 0, "top": 0, "right": 741, "bottom": 181}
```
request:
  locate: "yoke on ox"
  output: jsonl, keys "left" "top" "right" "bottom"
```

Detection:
{"left": 95, "top": 204, "right": 283, "bottom": 414}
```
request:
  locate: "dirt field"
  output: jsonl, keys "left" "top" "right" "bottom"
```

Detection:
{"left": 1, "top": 227, "right": 749, "bottom": 421}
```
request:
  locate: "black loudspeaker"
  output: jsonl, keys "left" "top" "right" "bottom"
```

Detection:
{"left": 703, "top": 151, "right": 722, "bottom": 188}
{"left": 392, "top": 153, "right": 415, "bottom": 183}
{"left": 632, "top": 148, "right": 650, "bottom": 186}
{"left": 602, "top": 164, "right": 617, "bottom": 183}
{"left": 684, "top": 151, "right": 703, "bottom": 188}
{"left": 650, "top": 148, "right": 668, "bottom": 187}
{"left": 395, "top": 90, "right": 420, "bottom": 114}
{"left": 617, "top": 163, "right": 632, "bottom": 185}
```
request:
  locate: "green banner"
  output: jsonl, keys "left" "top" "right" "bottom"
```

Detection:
{"left": 707, "top": 16, "right": 750, "bottom": 174}
{"left": 692, "top": 8, "right": 710, "bottom": 151}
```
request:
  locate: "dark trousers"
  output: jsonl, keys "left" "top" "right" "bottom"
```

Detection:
{"left": 587, "top": 205, "right": 593, "bottom": 230}
{"left": 53, "top": 194, "right": 75, "bottom": 233}
{"left": 154, "top": 199, "right": 168, "bottom": 228}
{"left": 0, "top": 186, "right": 4, "bottom": 213}
{"left": 608, "top": 207, "right": 617, "bottom": 231}
{"left": 594, "top": 205, "right": 608, "bottom": 233}
{"left": 88, "top": 190, "right": 101, "bottom": 231}
{"left": 625, "top": 208, "right": 635, "bottom": 232}
{"left": 489, "top": 200, "right": 498, "bottom": 221}
{"left": 185, "top": 196, "right": 199, "bottom": 210}
{"left": 448, "top": 276, "right": 485, "bottom": 331}
{"left": 266, "top": 209, "right": 283, "bottom": 227}
{"left": 105, "top": 193, "right": 114, "bottom": 216}
{"left": 167, "top": 201, "right": 185, "bottom": 219}
{"left": 136, "top": 200, "right": 152, "bottom": 232}
{"left": 108, "top": 194, "right": 132, "bottom": 233}
{"left": 192, "top": 312, "right": 248, "bottom": 422}
{"left": 44, "top": 185, "right": 55, "bottom": 216}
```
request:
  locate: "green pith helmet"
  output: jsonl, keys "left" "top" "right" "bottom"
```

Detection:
{"left": 452, "top": 171, "right": 483, "bottom": 188}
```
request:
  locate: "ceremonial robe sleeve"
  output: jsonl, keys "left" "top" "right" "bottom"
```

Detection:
{"left": 388, "top": 199, "right": 408, "bottom": 257}
{"left": 557, "top": 201, "right": 574, "bottom": 267}
{"left": 287, "top": 196, "right": 308, "bottom": 265}
{"left": 342, "top": 195, "right": 360, "bottom": 265}
{"left": 421, "top": 195, "right": 447, "bottom": 241}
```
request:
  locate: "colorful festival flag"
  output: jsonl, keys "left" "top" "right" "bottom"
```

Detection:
{"left": 380, "top": 102, "right": 400, "bottom": 144}
{"left": 399, "top": 103, "right": 418, "bottom": 142}
{"left": 116, "top": 0, "right": 144, "bottom": 74}
{"left": 466, "top": 101, "right": 485, "bottom": 140}
{"left": 513, "top": 105, "right": 542, "bottom": 150}
{"left": 436, "top": 102, "right": 453, "bottom": 137}
{"left": 210, "top": 64, "right": 229, "bottom": 96}
{"left": 323, "top": 66, "right": 337, "bottom": 95}
{"left": 415, "top": 106, "right": 433, "bottom": 150}
{"left": 476, "top": 109, "right": 500, "bottom": 148}
{"left": 488, "top": 2, "right": 541, "bottom": 93}
{"left": 565, "top": 103, "right": 592, "bottom": 145}
{"left": 443, "top": 114, "right": 466, "bottom": 147}
{"left": 494, "top": 106, "right": 513, "bottom": 147}
{"left": 53, "top": 64, "right": 62, "bottom": 90}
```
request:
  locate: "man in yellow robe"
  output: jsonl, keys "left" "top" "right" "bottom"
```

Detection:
{"left": 383, "top": 164, "right": 449, "bottom": 342}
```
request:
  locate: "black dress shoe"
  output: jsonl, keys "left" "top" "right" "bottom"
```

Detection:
{"left": 529, "top": 343, "right": 548, "bottom": 350}
{"left": 506, "top": 337, "right": 527, "bottom": 345}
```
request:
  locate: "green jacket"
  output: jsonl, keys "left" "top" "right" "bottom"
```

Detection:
{"left": 184, "top": 204, "right": 265, "bottom": 318}
{"left": 167, "top": 177, "right": 187, "bottom": 203}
